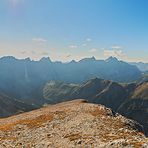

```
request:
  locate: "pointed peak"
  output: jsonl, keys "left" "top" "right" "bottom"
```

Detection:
{"left": 106, "top": 56, "right": 118, "bottom": 62}
{"left": 24, "top": 57, "right": 31, "bottom": 61}
{"left": 70, "top": 60, "right": 77, "bottom": 63}
{"left": 40, "top": 57, "right": 51, "bottom": 62}
{"left": 91, "top": 56, "right": 96, "bottom": 60}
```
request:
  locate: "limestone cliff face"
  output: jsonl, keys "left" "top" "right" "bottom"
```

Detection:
{"left": 0, "top": 99, "right": 147, "bottom": 147}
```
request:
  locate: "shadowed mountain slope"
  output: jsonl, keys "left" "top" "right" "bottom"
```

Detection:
{"left": 0, "top": 93, "right": 35, "bottom": 118}
{"left": 118, "top": 82, "right": 148, "bottom": 136}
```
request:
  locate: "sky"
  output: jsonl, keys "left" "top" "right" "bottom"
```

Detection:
{"left": 0, "top": 0, "right": 148, "bottom": 62}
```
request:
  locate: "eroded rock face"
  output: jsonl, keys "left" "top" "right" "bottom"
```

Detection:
{"left": 0, "top": 99, "right": 147, "bottom": 147}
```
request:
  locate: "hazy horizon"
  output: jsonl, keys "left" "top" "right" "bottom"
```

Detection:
{"left": 0, "top": 55, "right": 148, "bottom": 64}
{"left": 0, "top": 0, "right": 148, "bottom": 62}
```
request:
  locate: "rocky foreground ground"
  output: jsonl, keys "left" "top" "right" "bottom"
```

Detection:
{"left": 0, "top": 99, "right": 148, "bottom": 148}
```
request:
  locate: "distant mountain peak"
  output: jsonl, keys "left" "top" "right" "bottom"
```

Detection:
{"left": 70, "top": 60, "right": 77, "bottom": 63}
{"left": 89, "top": 77, "right": 102, "bottom": 82}
{"left": 40, "top": 57, "right": 51, "bottom": 62}
{"left": 24, "top": 57, "right": 31, "bottom": 61}
{"left": 79, "top": 56, "right": 96, "bottom": 62}
{"left": 106, "top": 56, "right": 119, "bottom": 62}
{"left": 0, "top": 56, "right": 17, "bottom": 61}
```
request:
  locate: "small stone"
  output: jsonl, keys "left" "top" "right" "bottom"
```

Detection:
{"left": 77, "top": 140, "right": 82, "bottom": 144}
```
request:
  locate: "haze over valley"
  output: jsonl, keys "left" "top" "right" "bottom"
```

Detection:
{"left": 0, "top": 56, "right": 148, "bottom": 137}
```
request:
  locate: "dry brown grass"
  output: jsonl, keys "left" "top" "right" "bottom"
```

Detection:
{"left": 129, "top": 141, "right": 146, "bottom": 148}
{"left": 0, "top": 136, "right": 17, "bottom": 141}
{"left": 101, "top": 129, "right": 146, "bottom": 147}
{"left": 64, "top": 133, "right": 82, "bottom": 141}
{"left": 0, "top": 113, "right": 54, "bottom": 131}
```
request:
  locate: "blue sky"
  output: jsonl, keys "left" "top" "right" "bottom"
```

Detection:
{"left": 0, "top": 0, "right": 148, "bottom": 62}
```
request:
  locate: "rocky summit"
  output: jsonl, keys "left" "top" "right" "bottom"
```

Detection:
{"left": 0, "top": 99, "right": 147, "bottom": 148}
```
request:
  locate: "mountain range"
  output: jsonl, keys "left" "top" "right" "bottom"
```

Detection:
{"left": 0, "top": 56, "right": 142, "bottom": 104}
{"left": 43, "top": 78, "right": 148, "bottom": 136}
{"left": 0, "top": 56, "right": 148, "bottom": 136}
